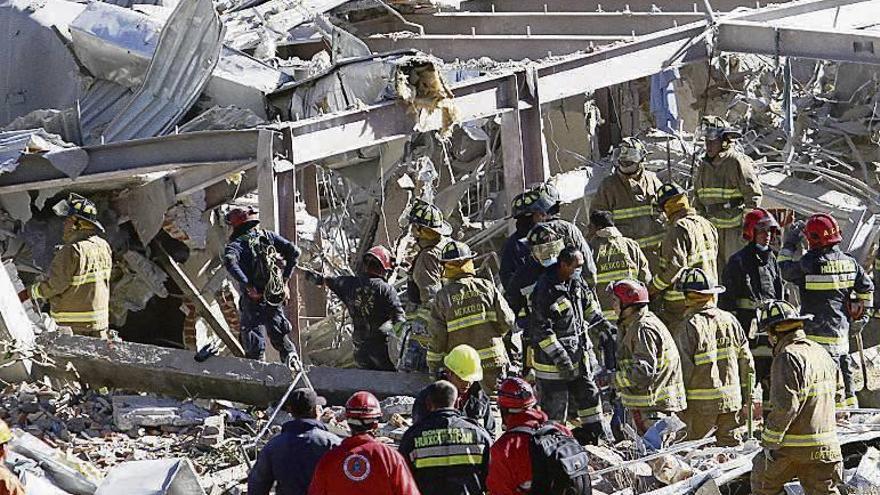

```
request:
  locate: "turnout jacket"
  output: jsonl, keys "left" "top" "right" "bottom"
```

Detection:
{"left": 31, "top": 229, "right": 112, "bottom": 332}
{"left": 589, "top": 227, "right": 652, "bottom": 322}
{"left": 543, "top": 218, "right": 598, "bottom": 287}
{"left": 719, "top": 243, "right": 783, "bottom": 330}
{"left": 675, "top": 303, "right": 754, "bottom": 414}
{"left": 408, "top": 238, "right": 445, "bottom": 309}
{"left": 651, "top": 207, "right": 718, "bottom": 304}
{"left": 693, "top": 148, "right": 763, "bottom": 231}
{"left": 762, "top": 330, "right": 842, "bottom": 462}
{"left": 413, "top": 381, "right": 496, "bottom": 434}
{"left": 399, "top": 408, "right": 492, "bottom": 495}
{"left": 779, "top": 244, "right": 873, "bottom": 355}
{"left": 427, "top": 275, "right": 515, "bottom": 372}
{"left": 592, "top": 169, "right": 666, "bottom": 251}
{"left": 615, "top": 306, "right": 687, "bottom": 412}
{"left": 320, "top": 274, "right": 405, "bottom": 347}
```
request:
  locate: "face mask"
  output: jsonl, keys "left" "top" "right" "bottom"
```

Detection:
{"left": 754, "top": 243, "right": 770, "bottom": 252}
{"left": 540, "top": 257, "right": 557, "bottom": 267}
{"left": 572, "top": 267, "right": 583, "bottom": 279}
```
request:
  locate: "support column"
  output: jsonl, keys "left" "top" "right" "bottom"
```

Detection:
{"left": 279, "top": 129, "right": 302, "bottom": 354}
{"left": 521, "top": 67, "right": 550, "bottom": 186}
{"left": 298, "top": 164, "right": 327, "bottom": 323}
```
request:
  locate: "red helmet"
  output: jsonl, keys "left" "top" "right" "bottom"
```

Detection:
{"left": 742, "top": 208, "right": 780, "bottom": 241}
{"left": 364, "top": 246, "right": 394, "bottom": 272}
{"left": 804, "top": 213, "right": 842, "bottom": 249}
{"left": 607, "top": 279, "right": 650, "bottom": 307}
{"left": 225, "top": 207, "right": 258, "bottom": 228}
{"left": 345, "top": 391, "right": 382, "bottom": 425}
{"left": 497, "top": 377, "right": 537, "bottom": 411}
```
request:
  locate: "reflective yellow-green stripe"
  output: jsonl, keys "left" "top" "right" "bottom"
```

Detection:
{"left": 694, "top": 346, "right": 735, "bottom": 366}
{"left": 577, "top": 405, "right": 602, "bottom": 419}
{"left": 806, "top": 335, "right": 845, "bottom": 346}
{"left": 709, "top": 215, "right": 743, "bottom": 229}
{"left": 612, "top": 205, "right": 653, "bottom": 220}
{"left": 736, "top": 298, "right": 757, "bottom": 309}
{"left": 637, "top": 232, "right": 665, "bottom": 248}
{"left": 426, "top": 350, "right": 444, "bottom": 363}
{"left": 664, "top": 290, "right": 685, "bottom": 302}
{"left": 476, "top": 342, "right": 505, "bottom": 360}
{"left": 50, "top": 309, "right": 108, "bottom": 324}
{"left": 447, "top": 313, "right": 497, "bottom": 332}
{"left": 620, "top": 384, "right": 683, "bottom": 408}
{"left": 763, "top": 429, "right": 837, "bottom": 448}
{"left": 696, "top": 188, "right": 743, "bottom": 200}
{"left": 552, "top": 299, "right": 572, "bottom": 313}
{"left": 70, "top": 269, "right": 111, "bottom": 286}
{"left": 686, "top": 383, "right": 739, "bottom": 400}
{"left": 596, "top": 268, "right": 636, "bottom": 284}
{"left": 413, "top": 454, "right": 483, "bottom": 468}
{"left": 855, "top": 291, "right": 873, "bottom": 301}
{"left": 29, "top": 284, "right": 42, "bottom": 300}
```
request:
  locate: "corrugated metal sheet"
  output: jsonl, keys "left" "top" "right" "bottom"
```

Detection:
{"left": 102, "top": 0, "right": 224, "bottom": 143}
{"left": 79, "top": 79, "right": 134, "bottom": 145}
{"left": 222, "top": 0, "right": 349, "bottom": 50}
{"left": 0, "top": 129, "right": 73, "bottom": 174}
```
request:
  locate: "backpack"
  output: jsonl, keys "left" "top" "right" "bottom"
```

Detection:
{"left": 245, "top": 230, "right": 285, "bottom": 306}
{"left": 511, "top": 423, "right": 592, "bottom": 495}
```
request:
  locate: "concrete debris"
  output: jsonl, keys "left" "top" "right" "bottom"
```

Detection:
{"left": 3, "top": 108, "right": 82, "bottom": 146}
{"left": 112, "top": 396, "right": 212, "bottom": 431}
{"left": 177, "top": 106, "right": 267, "bottom": 133}
{"left": 95, "top": 459, "right": 206, "bottom": 495}
{"left": 0, "top": 130, "right": 74, "bottom": 174}
{"left": 162, "top": 191, "right": 209, "bottom": 250}
{"left": 221, "top": 0, "right": 350, "bottom": 51}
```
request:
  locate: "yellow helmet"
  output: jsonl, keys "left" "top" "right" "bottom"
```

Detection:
{"left": 0, "top": 419, "right": 12, "bottom": 445}
{"left": 443, "top": 344, "right": 483, "bottom": 383}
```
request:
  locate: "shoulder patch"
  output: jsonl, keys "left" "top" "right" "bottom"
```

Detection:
{"left": 343, "top": 453, "right": 371, "bottom": 482}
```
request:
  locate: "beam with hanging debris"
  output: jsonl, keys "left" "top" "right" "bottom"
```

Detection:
{"left": 457, "top": 0, "right": 762, "bottom": 12}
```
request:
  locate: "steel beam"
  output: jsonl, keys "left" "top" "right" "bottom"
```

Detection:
{"left": 716, "top": 20, "right": 880, "bottom": 64}
{"left": 457, "top": 0, "right": 764, "bottom": 12}
{"left": 727, "top": 0, "right": 879, "bottom": 23}
{"left": 365, "top": 34, "right": 630, "bottom": 60}
{"left": 354, "top": 12, "right": 706, "bottom": 36}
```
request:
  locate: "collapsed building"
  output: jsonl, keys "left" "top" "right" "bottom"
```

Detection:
{"left": 4, "top": 0, "right": 880, "bottom": 491}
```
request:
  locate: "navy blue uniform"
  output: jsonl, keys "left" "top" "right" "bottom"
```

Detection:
{"left": 224, "top": 224, "right": 300, "bottom": 361}
{"left": 248, "top": 418, "right": 341, "bottom": 495}
{"left": 500, "top": 233, "right": 531, "bottom": 290}
{"left": 322, "top": 274, "right": 405, "bottom": 371}
{"left": 412, "top": 380, "right": 496, "bottom": 435}
{"left": 399, "top": 408, "right": 492, "bottom": 495}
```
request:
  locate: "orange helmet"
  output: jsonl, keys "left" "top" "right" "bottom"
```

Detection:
{"left": 497, "top": 377, "right": 537, "bottom": 411}
{"left": 742, "top": 208, "right": 780, "bottom": 241}
{"left": 345, "top": 391, "right": 382, "bottom": 426}
{"left": 803, "top": 213, "right": 841, "bottom": 249}
{"left": 364, "top": 246, "right": 394, "bottom": 272}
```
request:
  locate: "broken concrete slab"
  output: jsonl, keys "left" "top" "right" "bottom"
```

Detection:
{"left": 0, "top": 261, "right": 35, "bottom": 383}
{"left": 95, "top": 458, "right": 205, "bottom": 495}
{"left": 111, "top": 395, "right": 212, "bottom": 431}
{"left": 37, "top": 332, "right": 431, "bottom": 405}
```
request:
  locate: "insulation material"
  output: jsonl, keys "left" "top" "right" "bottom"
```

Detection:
{"left": 393, "top": 57, "right": 460, "bottom": 137}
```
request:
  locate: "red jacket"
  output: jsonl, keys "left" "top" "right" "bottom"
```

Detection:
{"left": 486, "top": 409, "right": 571, "bottom": 495}
{"left": 308, "top": 433, "right": 421, "bottom": 495}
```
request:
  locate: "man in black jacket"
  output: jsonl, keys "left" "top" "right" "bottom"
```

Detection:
{"left": 400, "top": 380, "right": 493, "bottom": 495}
{"left": 248, "top": 389, "right": 341, "bottom": 495}
{"left": 302, "top": 246, "right": 404, "bottom": 370}
{"left": 223, "top": 207, "right": 300, "bottom": 363}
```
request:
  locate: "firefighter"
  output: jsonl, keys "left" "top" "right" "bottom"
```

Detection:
{"left": 308, "top": 391, "right": 420, "bottom": 495}
{"left": 412, "top": 344, "right": 495, "bottom": 433}
{"left": 609, "top": 279, "right": 686, "bottom": 434}
{"left": 692, "top": 116, "right": 763, "bottom": 269}
{"left": 587, "top": 209, "right": 652, "bottom": 325}
{"left": 674, "top": 268, "right": 754, "bottom": 447}
{"left": 719, "top": 208, "right": 783, "bottom": 399}
{"left": 592, "top": 137, "right": 666, "bottom": 274}
{"left": 400, "top": 380, "right": 492, "bottom": 495}
{"left": 301, "top": 246, "right": 404, "bottom": 371}
{"left": 30, "top": 194, "right": 112, "bottom": 338}
{"left": 751, "top": 300, "right": 843, "bottom": 495}
{"left": 649, "top": 183, "right": 719, "bottom": 330}
{"left": 500, "top": 190, "right": 540, "bottom": 289}
{"left": 223, "top": 206, "right": 300, "bottom": 363}
{"left": 486, "top": 377, "right": 574, "bottom": 495}
{"left": 779, "top": 213, "right": 874, "bottom": 409}
{"left": 428, "top": 241, "right": 514, "bottom": 394}
{"left": 0, "top": 420, "right": 24, "bottom": 495}
{"left": 529, "top": 245, "right": 606, "bottom": 445}
{"left": 524, "top": 183, "right": 598, "bottom": 287}
{"left": 399, "top": 200, "right": 452, "bottom": 372}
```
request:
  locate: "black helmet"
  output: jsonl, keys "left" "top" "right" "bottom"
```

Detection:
{"left": 523, "top": 183, "right": 560, "bottom": 215}
{"left": 676, "top": 267, "right": 725, "bottom": 295}
{"left": 511, "top": 190, "right": 540, "bottom": 219}
{"left": 700, "top": 115, "right": 742, "bottom": 141}
{"left": 657, "top": 183, "right": 686, "bottom": 209}
{"left": 53, "top": 193, "right": 105, "bottom": 232}
{"left": 408, "top": 199, "right": 452, "bottom": 236}
{"left": 757, "top": 300, "right": 812, "bottom": 333}
{"left": 441, "top": 241, "right": 476, "bottom": 262}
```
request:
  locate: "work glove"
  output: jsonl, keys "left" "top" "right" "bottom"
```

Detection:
{"left": 572, "top": 422, "right": 605, "bottom": 446}
{"left": 782, "top": 220, "right": 805, "bottom": 250}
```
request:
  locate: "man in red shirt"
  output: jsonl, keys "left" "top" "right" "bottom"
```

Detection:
{"left": 308, "top": 391, "right": 421, "bottom": 495}
{"left": 486, "top": 377, "right": 572, "bottom": 494}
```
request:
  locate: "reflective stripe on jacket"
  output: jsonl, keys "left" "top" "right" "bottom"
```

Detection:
{"left": 693, "top": 148, "right": 762, "bottom": 230}
{"left": 592, "top": 169, "right": 666, "bottom": 250}
{"left": 428, "top": 275, "right": 514, "bottom": 372}
{"left": 762, "top": 330, "right": 841, "bottom": 462}
{"left": 398, "top": 408, "right": 492, "bottom": 495}
{"left": 651, "top": 208, "right": 718, "bottom": 303}
{"left": 718, "top": 243, "right": 783, "bottom": 331}
{"left": 615, "top": 306, "right": 686, "bottom": 412}
{"left": 31, "top": 231, "right": 112, "bottom": 331}
{"left": 674, "top": 304, "right": 754, "bottom": 414}
{"left": 409, "top": 239, "right": 445, "bottom": 306}
{"left": 779, "top": 245, "right": 874, "bottom": 355}
{"left": 590, "top": 227, "right": 652, "bottom": 322}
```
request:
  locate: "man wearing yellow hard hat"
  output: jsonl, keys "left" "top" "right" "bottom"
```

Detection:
{"left": 0, "top": 419, "right": 24, "bottom": 495}
{"left": 412, "top": 344, "right": 495, "bottom": 434}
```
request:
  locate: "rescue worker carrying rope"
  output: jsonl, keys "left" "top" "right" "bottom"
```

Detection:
{"left": 779, "top": 213, "right": 873, "bottom": 409}
{"left": 692, "top": 116, "right": 763, "bottom": 270}
{"left": 649, "top": 183, "right": 719, "bottom": 329}
{"left": 428, "top": 241, "right": 515, "bottom": 394}
{"left": 30, "top": 194, "right": 112, "bottom": 339}
{"left": 674, "top": 268, "right": 754, "bottom": 447}
{"left": 592, "top": 137, "right": 666, "bottom": 274}
{"left": 750, "top": 300, "right": 843, "bottom": 495}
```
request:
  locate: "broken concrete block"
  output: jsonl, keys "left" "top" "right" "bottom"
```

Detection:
{"left": 95, "top": 458, "right": 205, "bottom": 495}
{"left": 198, "top": 415, "right": 225, "bottom": 447}
{"left": 10, "top": 428, "right": 101, "bottom": 495}
{"left": 112, "top": 396, "right": 211, "bottom": 431}
{"left": 379, "top": 396, "right": 415, "bottom": 421}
